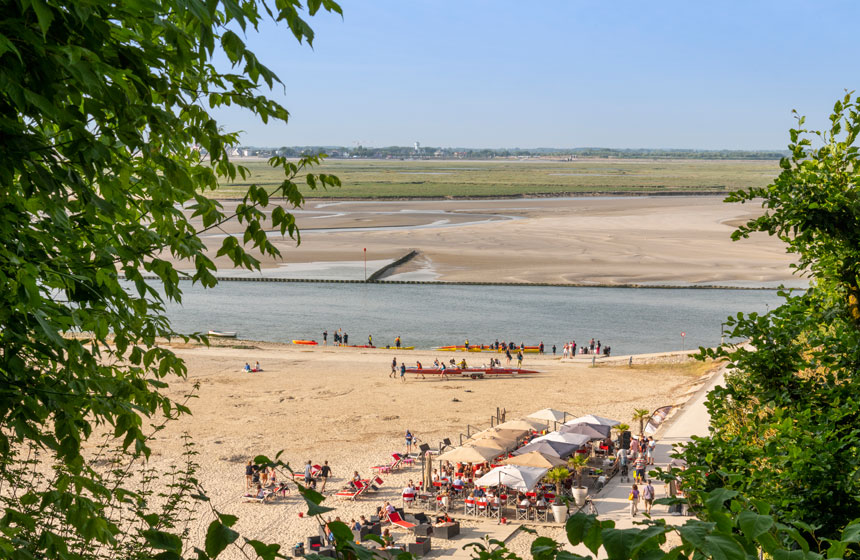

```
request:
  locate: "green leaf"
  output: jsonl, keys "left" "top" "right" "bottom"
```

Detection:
{"left": 701, "top": 535, "right": 746, "bottom": 560}
{"left": 841, "top": 519, "right": 860, "bottom": 542}
{"left": 298, "top": 485, "right": 335, "bottom": 517}
{"left": 531, "top": 536, "right": 559, "bottom": 560}
{"left": 143, "top": 529, "right": 182, "bottom": 553}
{"left": 737, "top": 510, "right": 773, "bottom": 539}
{"left": 205, "top": 519, "right": 239, "bottom": 558}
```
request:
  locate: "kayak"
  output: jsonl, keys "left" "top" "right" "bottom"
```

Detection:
{"left": 382, "top": 346, "right": 415, "bottom": 350}
{"left": 405, "top": 367, "right": 539, "bottom": 378}
{"left": 292, "top": 340, "right": 318, "bottom": 345}
{"left": 343, "top": 344, "right": 376, "bottom": 348}
{"left": 208, "top": 330, "right": 237, "bottom": 338}
{"left": 434, "top": 346, "right": 542, "bottom": 353}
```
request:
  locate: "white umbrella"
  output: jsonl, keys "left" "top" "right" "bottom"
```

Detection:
{"left": 496, "top": 419, "right": 546, "bottom": 431}
{"left": 502, "top": 451, "right": 568, "bottom": 469}
{"left": 475, "top": 465, "right": 548, "bottom": 492}
{"left": 564, "top": 414, "right": 620, "bottom": 427}
{"left": 464, "top": 438, "right": 510, "bottom": 452}
{"left": 527, "top": 408, "right": 568, "bottom": 423}
{"left": 438, "top": 445, "right": 500, "bottom": 463}
{"left": 531, "top": 432, "right": 592, "bottom": 447}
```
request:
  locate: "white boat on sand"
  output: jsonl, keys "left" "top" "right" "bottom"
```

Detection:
{"left": 208, "top": 330, "right": 237, "bottom": 338}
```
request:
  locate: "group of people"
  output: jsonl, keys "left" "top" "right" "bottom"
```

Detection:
{"left": 322, "top": 329, "right": 350, "bottom": 346}
{"left": 621, "top": 435, "right": 656, "bottom": 516}
{"left": 243, "top": 361, "right": 262, "bottom": 372}
{"left": 243, "top": 461, "right": 288, "bottom": 501}
{"left": 560, "top": 338, "right": 611, "bottom": 358}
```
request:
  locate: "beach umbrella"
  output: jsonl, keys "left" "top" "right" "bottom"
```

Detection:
{"left": 564, "top": 414, "right": 620, "bottom": 427}
{"left": 475, "top": 465, "right": 548, "bottom": 492}
{"left": 438, "top": 445, "right": 500, "bottom": 463}
{"left": 527, "top": 408, "right": 568, "bottom": 423}
{"left": 560, "top": 422, "right": 611, "bottom": 440}
{"left": 471, "top": 427, "right": 528, "bottom": 440}
{"left": 496, "top": 419, "right": 546, "bottom": 432}
{"left": 423, "top": 450, "right": 433, "bottom": 489}
{"left": 502, "top": 451, "right": 567, "bottom": 469}
{"left": 465, "top": 438, "right": 509, "bottom": 453}
{"left": 531, "top": 432, "right": 592, "bottom": 447}
{"left": 513, "top": 439, "right": 581, "bottom": 458}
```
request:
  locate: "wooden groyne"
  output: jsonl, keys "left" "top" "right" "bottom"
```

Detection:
{"left": 366, "top": 250, "right": 419, "bottom": 282}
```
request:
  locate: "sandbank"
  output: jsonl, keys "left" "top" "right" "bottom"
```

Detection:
{"left": 178, "top": 196, "right": 799, "bottom": 287}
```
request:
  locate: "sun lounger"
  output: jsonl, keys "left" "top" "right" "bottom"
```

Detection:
{"left": 242, "top": 491, "right": 272, "bottom": 504}
{"left": 372, "top": 454, "right": 403, "bottom": 474}
{"left": 292, "top": 465, "right": 323, "bottom": 480}
{"left": 335, "top": 480, "right": 367, "bottom": 500}
{"left": 386, "top": 511, "right": 416, "bottom": 530}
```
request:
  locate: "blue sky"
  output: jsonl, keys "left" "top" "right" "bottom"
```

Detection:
{"left": 214, "top": 1, "right": 860, "bottom": 149}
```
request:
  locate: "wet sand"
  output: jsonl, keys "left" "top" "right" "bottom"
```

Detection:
{"left": 183, "top": 196, "right": 799, "bottom": 287}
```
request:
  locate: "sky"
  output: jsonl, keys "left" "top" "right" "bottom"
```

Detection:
{"left": 212, "top": 1, "right": 860, "bottom": 150}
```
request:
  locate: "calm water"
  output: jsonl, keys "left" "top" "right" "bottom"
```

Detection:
{"left": 161, "top": 282, "right": 784, "bottom": 355}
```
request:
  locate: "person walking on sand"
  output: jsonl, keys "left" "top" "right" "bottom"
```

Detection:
{"left": 390, "top": 358, "right": 397, "bottom": 378}
{"left": 629, "top": 483, "right": 640, "bottom": 516}
{"left": 642, "top": 479, "right": 655, "bottom": 515}
{"left": 319, "top": 460, "right": 332, "bottom": 492}
{"left": 323, "top": 330, "right": 327, "bottom": 345}
{"left": 400, "top": 362, "right": 406, "bottom": 382}
{"left": 405, "top": 430, "right": 414, "bottom": 455}
{"left": 368, "top": 334, "right": 373, "bottom": 346}
{"left": 516, "top": 351, "right": 523, "bottom": 369}
{"left": 505, "top": 349, "right": 512, "bottom": 366}
{"left": 303, "top": 460, "right": 314, "bottom": 487}
{"left": 343, "top": 332, "right": 348, "bottom": 345}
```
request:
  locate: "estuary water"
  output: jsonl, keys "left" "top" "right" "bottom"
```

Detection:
{"left": 162, "top": 282, "right": 785, "bottom": 355}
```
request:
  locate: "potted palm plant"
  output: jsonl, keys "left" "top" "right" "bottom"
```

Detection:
{"left": 568, "top": 454, "right": 589, "bottom": 507}
{"left": 544, "top": 465, "right": 570, "bottom": 523}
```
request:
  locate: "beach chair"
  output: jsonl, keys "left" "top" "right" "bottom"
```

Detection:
{"left": 516, "top": 504, "right": 530, "bottom": 520}
{"left": 534, "top": 505, "right": 549, "bottom": 522}
{"left": 242, "top": 490, "right": 272, "bottom": 504}
{"left": 463, "top": 498, "right": 476, "bottom": 516}
{"left": 370, "top": 476, "right": 385, "bottom": 491}
{"left": 387, "top": 511, "right": 416, "bottom": 531}
{"left": 335, "top": 480, "right": 367, "bottom": 500}
{"left": 389, "top": 453, "right": 404, "bottom": 471}
{"left": 402, "top": 491, "right": 415, "bottom": 507}
{"left": 488, "top": 501, "right": 501, "bottom": 518}
{"left": 475, "top": 499, "right": 489, "bottom": 517}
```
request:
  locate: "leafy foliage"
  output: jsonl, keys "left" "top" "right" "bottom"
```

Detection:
{"left": 0, "top": 0, "right": 339, "bottom": 558}
{"left": 686, "top": 92, "right": 860, "bottom": 541}
{"left": 467, "top": 489, "right": 860, "bottom": 560}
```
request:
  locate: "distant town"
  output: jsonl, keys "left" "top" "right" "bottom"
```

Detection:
{"left": 223, "top": 144, "right": 787, "bottom": 160}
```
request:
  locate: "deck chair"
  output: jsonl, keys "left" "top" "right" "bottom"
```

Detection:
{"left": 389, "top": 453, "right": 404, "bottom": 471}
{"left": 242, "top": 491, "right": 272, "bottom": 504}
{"left": 534, "top": 505, "right": 549, "bottom": 522}
{"left": 387, "top": 511, "right": 416, "bottom": 531}
{"left": 463, "top": 498, "right": 476, "bottom": 516}
{"left": 335, "top": 480, "right": 366, "bottom": 500}
{"left": 402, "top": 491, "right": 416, "bottom": 507}
{"left": 370, "top": 476, "right": 385, "bottom": 491}
{"left": 516, "top": 504, "right": 530, "bottom": 520}
{"left": 475, "top": 499, "right": 489, "bottom": 517}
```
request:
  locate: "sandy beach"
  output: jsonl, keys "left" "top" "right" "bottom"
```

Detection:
{"left": 183, "top": 196, "right": 798, "bottom": 287}
{"left": 121, "top": 340, "right": 717, "bottom": 558}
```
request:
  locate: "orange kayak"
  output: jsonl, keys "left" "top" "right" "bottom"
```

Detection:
{"left": 292, "top": 340, "right": 318, "bottom": 345}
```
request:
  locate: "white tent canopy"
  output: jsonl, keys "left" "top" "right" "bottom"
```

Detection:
{"left": 527, "top": 408, "right": 568, "bottom": 423}
{"left": 437, "top": 445, "right": 500, "bottom": 463}
{"left": 474, "top": 465, "right": 548, "bottom": 492}
{"left": 564, "top": 414, "right": 620, "bottom": 427}
{"left": 531, "top": 432, "right": 592, "bottom": 447}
